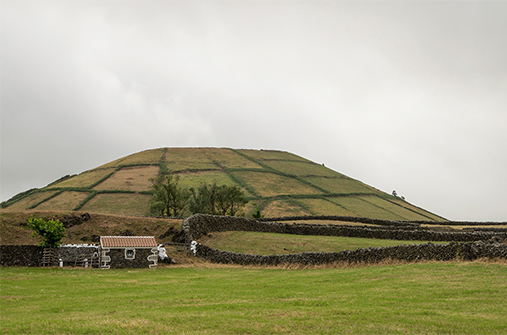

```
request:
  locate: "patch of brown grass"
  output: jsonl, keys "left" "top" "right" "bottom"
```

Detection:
{"left": 36, "top": 191, "right": 90, "bottom": 211}
{"left": 93, "top": 166, "right": 159, "bottom": 192}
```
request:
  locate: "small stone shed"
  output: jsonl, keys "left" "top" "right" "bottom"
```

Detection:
{"left": 100, "top": 236, "right": 159, "bottom": 269}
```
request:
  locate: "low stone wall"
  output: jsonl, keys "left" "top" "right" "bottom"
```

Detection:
{"left": 0, "top": 245, "right": 99, "bottom": 267}
{"left": 0, "top": 245, "right": 44, "bottom": 267}
{"left": 258, "top": 215, "right": 420, "bottom": 226}
{"left": 259, "top": 215, "right": 507, "bottom": 227}
{"left": 182, "top": 215, "right": 507, "bottom": 243}
{"left": 195, "top": 240, "right": 507, "bottom": 266}
{"left": 56, "top": 246, "right": 99, "bottom": 266}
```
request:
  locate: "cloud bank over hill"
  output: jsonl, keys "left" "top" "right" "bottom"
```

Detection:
{"left": 1, "top": 1, "right": 506, "bottom": 221}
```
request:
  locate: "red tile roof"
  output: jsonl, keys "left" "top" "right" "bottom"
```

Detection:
{"left": 100, "top": 236, "right": 158, "bottom": 248}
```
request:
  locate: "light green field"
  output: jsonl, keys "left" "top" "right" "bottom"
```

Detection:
{"left": 198, "top": 231, "right": 443, "bottom": 255}
{"left": 231, "top": 171, "right": 323, "bottom": 197}
{"left": 294, "top": 198, "right": 357, "bottom": 216}
{"left": 5, "top": 191, "right": 60, "bottom": 210}
{"left": 50, "top": 168, "right": 116, "bottom": 188}
{"left": 81, "top": 193, "right": 152, "bottom": 216}
{"left": 35, "top": 191, "right": 90, "bottom": 211}
{"left": 1, "top": 263, "right": 506, "bottom": 334}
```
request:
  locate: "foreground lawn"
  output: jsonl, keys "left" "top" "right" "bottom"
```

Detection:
{"left": 198, "top": 231, "right": 445, "bottom": 255}
{"left": 1, "top": 262, "right": 506, "bottom": 334}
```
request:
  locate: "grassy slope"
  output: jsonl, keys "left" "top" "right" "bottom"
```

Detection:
{"left": 0, "top": 210, "right": 182, "bottom": 245}
{"left": 2, "top": 263, "right": 506, "bottom": 334}
{"left": 1, "top": 148, "right": 445, "bottom": 221}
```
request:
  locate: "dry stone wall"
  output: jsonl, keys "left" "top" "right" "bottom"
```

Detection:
{"left": 194, "top": 240, "right": 507, "bottom": 266}
{"left": 0, "top": 245, "right": 98, "bottom": 267}
{"left": 183, "top": 214, "right": 507, "bottom": 266}
{"left": 0, "top": 245, "right": 44, "bottom": 267}
{"left": 182, "top": 214, "right": 507, "bottom": 244}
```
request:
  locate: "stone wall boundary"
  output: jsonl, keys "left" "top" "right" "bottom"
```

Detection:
{"left": 194, "top": 240, "right": 507, "bottom": 266}
{"left": 182, "top": 214, "right": 507, "bottom": 266}
{"left": 0, "top": 245, "right": 99, "bottom": 267}
{"left": 182, "top": 214, "right": 507, "bottom": 244}
{"left": 258, "top": 215, "right": 507, "bottom": 226}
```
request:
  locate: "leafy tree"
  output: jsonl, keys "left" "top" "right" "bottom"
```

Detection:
{"left": 190, "top": 183, "right": 248, "bottom": 216}
{"left": 219, "top": 185, "right": 248, "bottom": 216}
{"left": 149, "top": 173, "right": 191, "bottom": 217}
{"left": 189, "top": 182, "right": 218, "bottom": 215}
{"left": 28, "top": 216, "right": 66, "bottom": 248}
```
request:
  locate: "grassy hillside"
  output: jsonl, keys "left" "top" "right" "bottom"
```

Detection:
{"left": 1, "top": 148, "right": 446, "bottom": 221}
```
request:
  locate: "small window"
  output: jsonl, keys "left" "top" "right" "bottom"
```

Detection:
{"left": 125, "top": 249, "right": 135, "bottom": 259}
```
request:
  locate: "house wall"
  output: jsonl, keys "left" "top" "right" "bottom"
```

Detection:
{"left": 101, "top": 248, "right": 158, "bottom": 269}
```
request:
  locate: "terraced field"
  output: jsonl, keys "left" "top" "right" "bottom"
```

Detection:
{"left": 1, "top": 148, "right": 446, "bottom": 221}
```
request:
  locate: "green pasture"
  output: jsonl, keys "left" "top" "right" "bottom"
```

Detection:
{"left": 198, "top": 231, "right": 446, "bottom": 255}
{"left": 1, "top": 263, "right": 506, "bottom": 334}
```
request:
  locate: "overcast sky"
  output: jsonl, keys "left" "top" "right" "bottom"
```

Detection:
{"left": 1, "top": 1, "right": 506, "bottom": 221}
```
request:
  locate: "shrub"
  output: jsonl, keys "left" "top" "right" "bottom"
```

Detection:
{"left": 27, "top": 216, "right": 66, "bottom": 248}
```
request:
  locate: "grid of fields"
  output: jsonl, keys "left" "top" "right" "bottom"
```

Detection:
{"left": 93, "top": 166, "right": 159, "bottom": 192}
{"left": 327, "top": 197, "right": 406, "bottom": 221}
{"left": 295, "top": 198, "right": 358, "bottom": 216}
{"left": 303, "top": 176, "right": 377, "bottom": 194}
{"left": 231, "top": 171, "right": 324, "bottom": 197}
{"left": 35, "top": 191, "right": 90, "bottom": 211}
{"left": 3, "top": 147, "right": 446, "bottom": 221}
{"left": 5, "top": 190, "right": 60, "bottom": 210}
{"left": 262, "top": 160, "right": 341, "bottom": 177}
{"left": 50, "top": 168, "right": 116, "bottom": 188}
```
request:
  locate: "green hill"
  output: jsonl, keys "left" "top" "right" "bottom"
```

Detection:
{"left": 1, "top": 148, "right": 446, "bottom": 221}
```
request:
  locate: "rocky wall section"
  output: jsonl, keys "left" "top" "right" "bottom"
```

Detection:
{"left": 0, "top": 245, "right": 44, "bottom": 267}
{"left": 0, "top": 245, "right": 99, "bottom": 267}
{"left": 259, "top": 215, "right": 507, "bottom": 227}
{"left": 182, "top": 215, "right": 507, "bottom": 243}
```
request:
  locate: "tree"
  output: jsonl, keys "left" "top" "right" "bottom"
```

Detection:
{"left": 251, "top": 202, "right": 264, "bottom": 219}
{"left": 149, "top": 173, "right": 191, "bottom": 217}
{"left": 189, "top": 183, "right": 248, "bottom": 216}
{"left": 189, "top": 182, "right": 218, "bottom": 215}
{"left": 28, "top": 216, "right": 66, "bottom": 248}
{"left": 221, "top": 185, "right": 248, "bottom": 216}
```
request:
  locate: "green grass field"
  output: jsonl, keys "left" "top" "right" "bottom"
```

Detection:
{"left": 1, "top": 262, "right": 506, "bottom": 334}
{"left": 198, "top": 231, "right": 444, "bottom": 255}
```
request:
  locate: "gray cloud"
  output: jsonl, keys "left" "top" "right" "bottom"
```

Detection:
{"left": 2, "top": 1, "right": 506, "bottom": 221}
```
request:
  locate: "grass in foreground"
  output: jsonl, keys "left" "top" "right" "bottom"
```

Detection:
{"left": 198, "top": 231, "right": 445, "bottom": 255}
{"left": 1, "top": 262, "right": 506, "bottom": 334}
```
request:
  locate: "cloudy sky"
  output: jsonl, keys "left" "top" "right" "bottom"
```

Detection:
{"left": 1, "top": 1, "right": 506, "bottom": 221}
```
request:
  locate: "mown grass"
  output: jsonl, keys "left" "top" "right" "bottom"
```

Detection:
{"left": 198, "top": 231, "right": 446, "bottom": 255}
{"left": 1, "top": 262, "right": 506, "bottom": 334}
